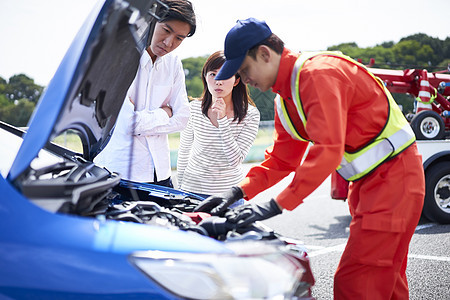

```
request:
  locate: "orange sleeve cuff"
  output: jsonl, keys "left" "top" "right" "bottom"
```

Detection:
{"left": 276, "top": 186, "right": 304, "bottom": 211}
{"left": 239, "top": 177, "right": 261, "bottom": 201}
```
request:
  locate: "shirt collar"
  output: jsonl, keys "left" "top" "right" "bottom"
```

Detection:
{"left": 272, "top": 48, "right": 300, "bottom": 101}
{"left": 140, "top": 50, "right": 167, "bottom": 71}
{"left": 140, "top": 50, "right": 152, "bottom": 68}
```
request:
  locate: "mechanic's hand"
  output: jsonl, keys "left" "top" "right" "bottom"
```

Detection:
{"left": 194, "top": 186, "right": 244, "bottom": 216}
{"left": 225, "top": 199, "right": 282, "bottom": 227}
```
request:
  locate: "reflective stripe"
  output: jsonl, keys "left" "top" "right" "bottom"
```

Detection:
{"left": 291, "top": 57, "right": 307, "bottom": 124}
{"left": 276, "top": 51, "right": 415, "bottom": 181}
{"left": 390, "top": 124, "right": 415, "bottom": 149}
{"left": 417, "top": 87, "right": 437, "bottom": 104}
{"left": 338, "top": 140, "right": 393, "bottom": 181}
{"left": 337, "top": 124, "right": 415, "bottom": 181}
{"left": 275, "top": 95, "right": 299, "bottom": 140}
{"left": 420, "top": 80, "right": 430, "bottom": 87}
{"left": 419, "top": 90, "right": 431, "bottom": 98}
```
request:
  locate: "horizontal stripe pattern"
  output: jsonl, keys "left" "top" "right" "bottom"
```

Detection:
{"left": 177, "top": 100, "right": 260, "bottom": 194}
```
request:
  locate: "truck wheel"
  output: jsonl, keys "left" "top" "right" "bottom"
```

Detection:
{"left": 423, "top": 162, "right": 450, "bottom": 224}
{"left": 410, "top": 110, "right": 445, "bottom": 140}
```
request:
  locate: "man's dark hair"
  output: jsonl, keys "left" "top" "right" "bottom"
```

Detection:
{"left": 247, "top": 33, "right": 284, "bottom": 58}
{"left": 160, "top": 0, "right": 196, "bottom": 37}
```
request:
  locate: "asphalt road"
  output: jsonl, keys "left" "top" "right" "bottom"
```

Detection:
{"left": 240, "top": 163, "right": 450, "bottom": 300}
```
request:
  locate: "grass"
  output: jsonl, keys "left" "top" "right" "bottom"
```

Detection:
{"left": 52, "top": 131, "right": 83, "bottom": 153}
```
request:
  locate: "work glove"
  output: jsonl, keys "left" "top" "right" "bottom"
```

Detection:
{"left": 194, "top": 186, "right": 244, "bottom": 216}
{"left": 225, "top": 199, "right": 282, "bottom": 227}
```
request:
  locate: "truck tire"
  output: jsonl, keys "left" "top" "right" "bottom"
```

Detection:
{"left": 423, "top": 161, "right": 450, "bottom": 224}
{"left": 410, "top": 110, "right": 445, "bottom": 140}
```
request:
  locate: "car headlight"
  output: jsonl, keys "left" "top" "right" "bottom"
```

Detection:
{"left": 130, "top": 242, "right": 308, "bottom": 300}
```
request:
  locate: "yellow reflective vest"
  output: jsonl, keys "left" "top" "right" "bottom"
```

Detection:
{"left": 275, "top": 51, "right": 416, "bottom": 181}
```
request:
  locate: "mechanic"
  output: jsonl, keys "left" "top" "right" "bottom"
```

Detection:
{"left": 195, "top": 18, "right": 425, "bottom": 299}
{"left": 94, "top": 0, "right": 196, "bottom": 187}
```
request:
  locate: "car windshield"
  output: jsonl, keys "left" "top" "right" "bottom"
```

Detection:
{"left": 0, "top": 128, "right": 63, "bottom": 178}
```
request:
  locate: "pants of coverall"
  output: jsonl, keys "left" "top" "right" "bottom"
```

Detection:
{"left": 334, "top": 143, "right": 425, "bottom": 300}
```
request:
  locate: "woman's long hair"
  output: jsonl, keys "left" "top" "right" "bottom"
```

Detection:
{"left": 201, "top": 51, "right": 254, "bottom": 123}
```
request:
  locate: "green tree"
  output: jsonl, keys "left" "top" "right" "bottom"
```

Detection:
{"left": 0, "top": 94, "right": 9, "bottom": 108}
{"left": 391, "top": 40, "right": 435, "bottom": 68}
{"left": 328, "top": 42, "right": 362, "bottom": 59}
{"left": 249, "top": 87, "right": 275, "bottom": 121}
{"left": 400, "top": 33, "right": 443, "bottom": 64}
{"left": 392, "top": 93, "right": 414, "bottom": 114}
{"left": 444, "top": 37, "right": 450, "bottom": 61}
{"left": 0, "top": 77, "right": 7, "bottom": 95}
{"left": 186, "top": 76, "right": 203, "bottom": 99}
{"left": 6, "top": 74, "right": 43, "bottom": 103}
{"left": 182, "top": 55, "right": 208, "bottom": 98}
{"left": 0, "top": 98, "right": 35, "bottom": 126}
{"left": 380, "top": 41, "right": 394, "bottom": 48}
{"left": 329, "top": 33, "right": 449, "bottom": 70}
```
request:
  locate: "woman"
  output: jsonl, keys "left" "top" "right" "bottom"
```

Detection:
{"left": 177, "top": 51, "right": 260, "bottom": 202}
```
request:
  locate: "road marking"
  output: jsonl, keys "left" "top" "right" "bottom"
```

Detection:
{"left": 307, "top": 244, "right": 450, "bottom": 262}
{"left": 303, "top": 245, "right": 326, "bottom": 250}
{"left": 415, "top": 223, "right": 437, "bottom": 231}
{"left": 305, "top": 223, "right": 445, "bottom": 259}
{"left": 409, "top": 254, "right": 450, "bottom": 262}
{"left": 306, "top": 243, "right": 346, "bottom": 257}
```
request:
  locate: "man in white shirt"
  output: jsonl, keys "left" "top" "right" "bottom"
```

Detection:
{"left": 94, "top": 0, "right": 196, "bottom": 187}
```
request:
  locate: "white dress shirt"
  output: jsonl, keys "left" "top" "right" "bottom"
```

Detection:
{"left": 94, "top": 50, "right": 189, "bottom": 182}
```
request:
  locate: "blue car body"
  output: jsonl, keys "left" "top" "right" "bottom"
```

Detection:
{"left": 0, "top": 173, "right": 228, "bottom": 299}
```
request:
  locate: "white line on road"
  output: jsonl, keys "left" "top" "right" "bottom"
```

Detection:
{"left": 305, "top": 223, "right": 448, "bottom": 261}
{"left": 305, "top": 224, "right": 450, "bottom": 262}
{"left": 306, "top": 243, "right": 346, "bottom": 258}
{"left": 415, "top": 223, "right": 437, "bottom": 231}
{"left": 411, "top": 223, "right": 450, "bottom": 262}
{"left": 408, "top": 254, "right": 450, "bottom": 262}
{"left": 307, "top": 244, "right": 450, "bottom": 262}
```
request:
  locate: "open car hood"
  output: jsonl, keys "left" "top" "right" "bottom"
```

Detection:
{"left": 8, "top": 0, "right": 167, "bottom": 181}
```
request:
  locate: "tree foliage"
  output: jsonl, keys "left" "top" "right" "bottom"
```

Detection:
{"left": 0, "top": 98, "right": 35, "bottom": 127}
{"left": 182, "top": 55, "right": 208, "bottom": 98}
{"left": 249, "top": 87, "right": 276, "bottom": 121}
{"left": 5, "top": 74, "right": 43, "bottom": 103}
{"left": 0, "top": 75, "right": 42, "bottom": 126}
{"left": 329, "top": 33, "right": 449, "bottom": 71}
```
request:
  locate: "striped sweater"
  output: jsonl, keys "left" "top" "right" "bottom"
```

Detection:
{"left": 177, "top": 99, "right": 260, "bottom": 195}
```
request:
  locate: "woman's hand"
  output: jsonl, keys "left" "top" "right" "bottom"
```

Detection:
{"left": 211, "top": 97, "right": 226, "bottom": 119}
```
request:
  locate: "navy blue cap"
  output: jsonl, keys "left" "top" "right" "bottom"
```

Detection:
{"left": 215, "top": 18, "right": 272, "bottom": 80}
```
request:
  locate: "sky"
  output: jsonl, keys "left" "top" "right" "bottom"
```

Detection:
{"left": 1, "top": 0, "right": 449, "bottom": 86}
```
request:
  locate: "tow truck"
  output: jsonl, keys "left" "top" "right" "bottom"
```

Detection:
{"left": 331, "top": 63, "right": 450, "bottom": 224}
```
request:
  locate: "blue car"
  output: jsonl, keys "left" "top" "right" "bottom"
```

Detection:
{"left": 0, "top": 0, "right": 314, "bottom": 299}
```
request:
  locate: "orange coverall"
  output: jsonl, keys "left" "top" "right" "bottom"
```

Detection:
{"left": 240, "top": 48, "right": 425, "bottom": 299}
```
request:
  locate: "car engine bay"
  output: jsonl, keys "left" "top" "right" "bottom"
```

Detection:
{"left": 17, "top": 155, "right": 284, "bottom": 242}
